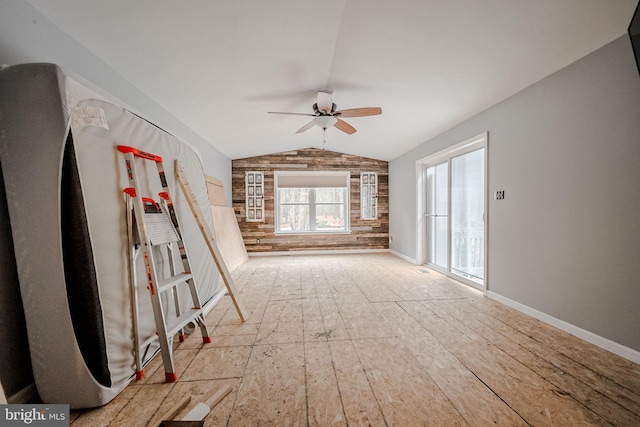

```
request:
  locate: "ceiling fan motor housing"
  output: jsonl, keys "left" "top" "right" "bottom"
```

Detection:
{"left": 312, "top": 102, "right": 338, "bottom": 115}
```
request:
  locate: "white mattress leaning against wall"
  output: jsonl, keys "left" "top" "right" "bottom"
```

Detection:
{"left": 0, "top": 63, "right": 225, "bottom": 408}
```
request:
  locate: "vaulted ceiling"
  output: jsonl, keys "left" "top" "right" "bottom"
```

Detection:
{"left": 26, "top": 0, "right": 638, "bottom": 160}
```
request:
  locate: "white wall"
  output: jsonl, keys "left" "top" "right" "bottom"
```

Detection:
{"left": 0, "top": 0, "right": 231, "bottom": 194}
{"left": 390, "top": 36, "right": 640, "bottom": 357}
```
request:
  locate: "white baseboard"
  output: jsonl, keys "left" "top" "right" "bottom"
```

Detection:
{"left": 7, "top": 383, "right": 37, "bottom": 404}
{"left": 389, "top": 249, "right": 418, "bottom": 264}
{"left": 248, "top": 248, "right": 390, "bottom": 257}
{"left": 487, "top": 291, "right": 640, "bottom": 364}
{"left": 202, "top": 288, "right": 228, "bottom": 316}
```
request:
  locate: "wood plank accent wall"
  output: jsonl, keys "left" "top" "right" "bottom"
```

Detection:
{"left": 232, "top": 148, "right": 388, "bottom": 253}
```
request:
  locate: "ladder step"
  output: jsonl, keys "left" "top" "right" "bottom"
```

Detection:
{"left": 145, "top": 211, "right": 180, "bottom": 245}
{"left": 166, "top": 308, "right": 203, "bottom": 338}
{"left": 157, "top": 272, "right": 193, "bottom": 294}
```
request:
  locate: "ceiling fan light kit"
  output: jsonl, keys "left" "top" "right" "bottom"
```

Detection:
{"left": 313, "top": 115, "right": 337, "bottom": 129}
{"left": 268, "top": 90, "right": 382, "bottom": 135}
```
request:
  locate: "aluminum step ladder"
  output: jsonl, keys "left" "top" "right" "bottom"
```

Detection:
{"left": 119, "top": 145, "right": 211, "bottom": 383}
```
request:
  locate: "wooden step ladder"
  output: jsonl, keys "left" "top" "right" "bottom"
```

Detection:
{"left": 119, "top": 145, "right": 211, "bottom": 382}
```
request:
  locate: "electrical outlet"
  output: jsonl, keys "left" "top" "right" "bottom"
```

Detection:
{"left": 256, "top": 239, "right": 260, "bottom": 244}
{"left": 494, "top": 190, "right": 505, "bottom": 200}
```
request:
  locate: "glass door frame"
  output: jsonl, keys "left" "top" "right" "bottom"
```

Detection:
{"left": 415, "top": 132, "right": 488, "bottom": 292}
{"left": 424, "top": 161, "right": 449, "bottom": 271}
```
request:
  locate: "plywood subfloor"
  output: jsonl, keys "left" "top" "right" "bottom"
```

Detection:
{"left": 69, "top": 254, "right": 640, "bottom": 426}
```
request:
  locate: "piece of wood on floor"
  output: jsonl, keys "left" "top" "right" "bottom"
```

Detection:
{"left": 157, "top": 395, "right": 191, "bottom": 423}
{"left": 181, "top": 385, "right": 233, "bottom": 421}
{"left": 158, "top": 422, "right": 203, "bottom": 427}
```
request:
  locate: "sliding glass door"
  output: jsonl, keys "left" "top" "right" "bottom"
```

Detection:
{"left": 451, "top": 149, "right": 485, "bottom": 282}
{"left": 422, "top": 135, "right": 486, "bottom": 289}
{"left": 425, "top": 162, "right": 449, "bottom": 269}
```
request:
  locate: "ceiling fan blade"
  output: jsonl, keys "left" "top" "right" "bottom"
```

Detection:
{"left": 296, "top": 121, "right": 316, "bottom": 134}
{"left": 334, "top": 107, "right": 382, "bottom": 118}
{"left": 316, "top": 90, "right": 333, "bottom": 114}
{"left": 268, "top": 111, "right": 315, "bottom": 116}
{"left": 334, "top": 118, "right": 357, "bottom": 135}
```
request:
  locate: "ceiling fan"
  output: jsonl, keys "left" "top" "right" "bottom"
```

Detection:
{"left": 268, "top": 90, "right": 382, "bottom": 134}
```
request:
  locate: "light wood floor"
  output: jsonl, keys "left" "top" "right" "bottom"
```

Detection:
{"left": 70, "top": 253, "right": 640, "bottom": 426}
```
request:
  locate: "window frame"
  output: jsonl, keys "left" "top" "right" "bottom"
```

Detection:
{"left": 274, "top": 171, "right": 350, "bottom": 234}
{"left": 245, "top": 171, "right": 264, "bottom": 222}
{"left": 360, "top": 171, "right": 378, "bottom": 220}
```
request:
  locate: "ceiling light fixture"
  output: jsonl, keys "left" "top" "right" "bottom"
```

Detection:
{"left": 313, "top": 116, "right": 337, "bottom": 129}
{"left": 313, "top": 116, "right": 337, "bottom": 150}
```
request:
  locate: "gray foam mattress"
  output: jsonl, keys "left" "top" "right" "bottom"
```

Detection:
{"left": 0, "top": 63, "right": 225, "bottom": 408}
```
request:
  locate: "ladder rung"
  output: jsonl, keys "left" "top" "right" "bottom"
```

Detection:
{"left": 157, "top": 272, "right": 193, "bottom": 294}
{"left": 145, "top": 211, "right": 180, "bottom": 245}
{"left": 166, "top": 308, "right": 203, "bottom": 338}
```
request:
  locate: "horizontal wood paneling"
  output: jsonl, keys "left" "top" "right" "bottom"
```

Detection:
{"left": 232, "top": 148, "right": 388, "bottom": 253}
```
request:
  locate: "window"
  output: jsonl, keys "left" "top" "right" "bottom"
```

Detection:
{"left": 275, "top": 171, "right": 349, "bottom": 233}
{"left": 360, "top": 172, "right": 378, "bottom": 219}
{"left": 245, "top": 171, "right": 264, "bottom": 222}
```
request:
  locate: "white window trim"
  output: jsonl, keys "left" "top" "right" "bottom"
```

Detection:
{"left": 274, "top": 171, "right": 351, "bottom": 234}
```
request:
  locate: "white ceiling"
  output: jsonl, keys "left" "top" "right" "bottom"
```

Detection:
{"left": 26, "top": 0, "right": 638, "bottom": 161}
